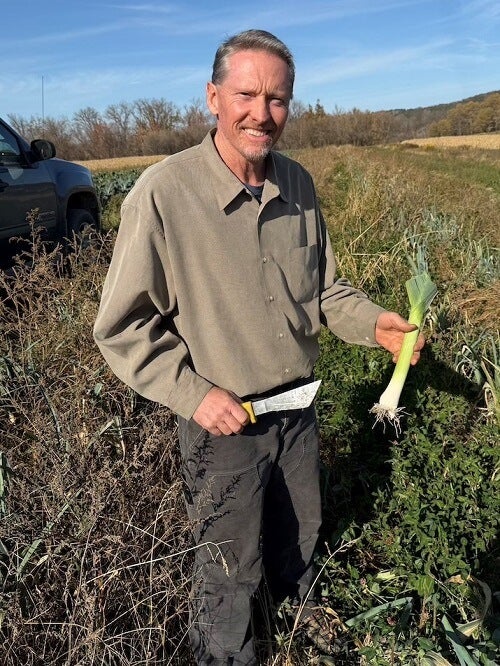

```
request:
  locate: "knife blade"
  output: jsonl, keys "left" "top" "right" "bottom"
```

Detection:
{"left": 241, "top": 379, "right": 321, "bottom": 424}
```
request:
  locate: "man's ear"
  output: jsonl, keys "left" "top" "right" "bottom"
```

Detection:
{"left": 206, "top": 81, "right": 219, "bottom": 116}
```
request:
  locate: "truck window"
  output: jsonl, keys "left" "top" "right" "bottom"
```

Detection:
{"left": 0, "top": 125, "right": 22, "bottom": 165}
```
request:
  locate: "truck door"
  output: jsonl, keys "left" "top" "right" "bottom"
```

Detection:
{"left": 0, "top": 123, "right": 58, "bottom": 241}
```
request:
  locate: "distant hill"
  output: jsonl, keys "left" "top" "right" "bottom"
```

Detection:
{"left": 388, "top": 90, "right": 500, "bottom": 138}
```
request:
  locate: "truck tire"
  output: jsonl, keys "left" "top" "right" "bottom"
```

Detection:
{"left": 66, "top": 208, "right": 99, "bottom": 253}
{"left": 67, "top": 208, "right": 96, "bottom": 237}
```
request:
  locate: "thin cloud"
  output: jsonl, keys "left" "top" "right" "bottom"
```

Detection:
{"left": 0, "top": 1, "right": 436, "bottom": 50}
{"left": 460, "top": 0, "right": 500, "bottom": 21}
{"left": 297, "top": 39, "right": 454, "bottom": 87}
{"left": 0, "top": 20, "right": 134, "bottom": 49}
{"left": 1, "top": 64, "right": 207, "bottom": 118}
{"left": 105, "top": 2, "right": 177, "bottom": 15}
{"left": 101, "top": 0, "right": 436, "bottom": 38}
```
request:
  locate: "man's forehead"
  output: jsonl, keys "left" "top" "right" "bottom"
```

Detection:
{"left": 227, "top": 48, "right": 288, "bottom": 67}
{"left": 223, "top": 49, "right": 292, "bottom": 88}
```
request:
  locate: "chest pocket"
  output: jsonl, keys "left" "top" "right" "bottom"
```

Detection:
{"left": 273, "top": 244, "right": 319, "bottom": 303}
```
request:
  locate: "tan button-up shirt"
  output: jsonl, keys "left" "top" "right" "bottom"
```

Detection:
{"left": 93, "top": 131, "right": 385, "bottom": 419}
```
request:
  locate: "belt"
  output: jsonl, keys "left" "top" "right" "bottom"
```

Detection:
{"left": 241, "top": 374, "right": 314, "bottom": 403}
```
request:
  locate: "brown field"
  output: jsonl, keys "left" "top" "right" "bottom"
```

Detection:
{"left": 77, "top": 133, "right": 500, "bottom": 172}
{"left": 401, "top": 133, "right": 500, "bottom": 149}
{"left": 76, "top": 154, "right": 167, "bottom": 171}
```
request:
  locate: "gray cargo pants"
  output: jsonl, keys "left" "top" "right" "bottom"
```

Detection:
{"left": 177, "top": 402, "right": 322, "bottom": 665}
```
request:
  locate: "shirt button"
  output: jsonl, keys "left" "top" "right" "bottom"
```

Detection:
{"left": 284, "top": 368, "right": 290, "bottom": 374}
{"left": 268, "top": 295, "right": 274, "bottom": 302}
{"left": 262, "top": 257, "right": 268, "bottom": 263}
{"left": 278, "top": 333, "right": 284, "bottom": 339}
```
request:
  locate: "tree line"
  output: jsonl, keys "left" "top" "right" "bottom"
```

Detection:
{"left": 428, "top": 92, "right": 500, "bottom": 137}
{"left": 7, "top": 93, "right": 499, "bottom": 161}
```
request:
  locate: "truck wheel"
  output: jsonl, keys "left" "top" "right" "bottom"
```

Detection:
{"left": 68, "top": 208, "right": 96, "bottom": 236}
{"left": 66, "top": 208, "right": 98, "bottom": 251}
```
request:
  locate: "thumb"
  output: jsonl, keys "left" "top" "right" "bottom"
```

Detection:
{"left": 390, "top": 312, "right": 418, "bottom": 332}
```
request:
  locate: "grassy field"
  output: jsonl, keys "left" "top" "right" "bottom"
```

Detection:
{"left": 401, "top": 133, "right": 500, "bottom": 150}
{"left": 76, "top": 133, "right": 500, "bottom": 173}
{"left": 1, "top": 140, "right": 499, "bottom": 665}
{"left": 76, "top": 154, "right": 167, "bottom": 171}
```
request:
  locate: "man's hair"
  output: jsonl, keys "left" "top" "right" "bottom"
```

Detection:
{"left": 211, "top": 29, "right": 295, "bottom": 91}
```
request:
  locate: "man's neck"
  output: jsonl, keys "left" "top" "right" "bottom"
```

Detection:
{"left": 213, "top": 131, "right": 266, "bottom": 186}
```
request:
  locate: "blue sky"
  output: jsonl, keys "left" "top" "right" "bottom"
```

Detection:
{"left": 1, "top": 0, "right": 499, "bottom": 122}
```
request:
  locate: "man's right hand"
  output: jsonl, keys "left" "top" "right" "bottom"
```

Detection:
{"left": 192, "top": 387, "right": 250, "bottom": 436}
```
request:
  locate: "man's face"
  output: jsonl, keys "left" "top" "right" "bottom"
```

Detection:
{"left": 206, "top": 49, "right": 292, "bottom": 176}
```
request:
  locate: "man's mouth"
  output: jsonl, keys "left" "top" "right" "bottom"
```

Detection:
{"left": 243, "top": 128, "right": 271, "bottom": 138}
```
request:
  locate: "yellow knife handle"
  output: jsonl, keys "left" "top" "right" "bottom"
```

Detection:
{"left": 241, "top": 401, "right": 257, "bottom": 424}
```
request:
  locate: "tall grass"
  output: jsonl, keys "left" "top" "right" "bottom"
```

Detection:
{"left": 0, "top": 238, "right": 196, "bottom": 665}
{"left": 1, "top": 144, "right": 498, "bottom": 665}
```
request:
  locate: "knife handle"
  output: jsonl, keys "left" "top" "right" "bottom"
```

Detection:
{"left": 240, "top": 401, "right": 257, "bottom": 424}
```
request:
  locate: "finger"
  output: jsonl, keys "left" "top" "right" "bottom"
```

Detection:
{"left": 231, "top": 403, "right": 250, "bottom": 426}
{"left": 399, "top": 322, "right": 418, "bottom": 333}
{"left": 227, "top": 412, "right": 247, "bottom": 433}
{"left": 386, "top": 312, "right": 417, "bottom": 332}
{"left": 408, "top": 333, "right": 425, "bottom": 364}
{"left": 211, "top": 407, "right": 245, "bottom": 435}
{"left": 216, "top": 411, "right": 247, "bottom": 435}
{"left": 394, "top": 336, "right": 424, "bottom": 365}
{"left": 217, "top": 422, "right": 233, "bottom": 436}
{"left": 415, "top": 332, "right": 426, "bottom": 351}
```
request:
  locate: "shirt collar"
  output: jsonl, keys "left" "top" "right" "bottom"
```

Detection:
{"left": 200, "top": 130, "right": 289, "bottom": 211}
{"left": 265, "top": 151, "right": 290, "bottom": 205}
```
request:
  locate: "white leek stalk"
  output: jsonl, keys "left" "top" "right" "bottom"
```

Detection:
{"left": 370, "top": 271, "right": 437, "bottom": 434}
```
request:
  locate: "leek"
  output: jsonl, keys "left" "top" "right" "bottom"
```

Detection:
{"left": 370, "top": 271, "right": 437, "bottom": 434}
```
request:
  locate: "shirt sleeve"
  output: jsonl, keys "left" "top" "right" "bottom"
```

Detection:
{"left": 93, "top": 194, "right": 213, "bottom": 419}
{"left": 317, "top": 207, "right": 386, "bottom": 346}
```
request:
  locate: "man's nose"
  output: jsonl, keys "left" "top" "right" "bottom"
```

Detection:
{"left": 250, "top": 96, "right": 272, "bottom": 123}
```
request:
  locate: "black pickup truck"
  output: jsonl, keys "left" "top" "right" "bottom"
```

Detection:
{"left": 0, "top": 117, "right": 100, "bottom": 263}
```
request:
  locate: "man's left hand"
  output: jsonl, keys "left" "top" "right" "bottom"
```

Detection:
{"left": 375, "top": 312, "right": 425, "bottom": 365}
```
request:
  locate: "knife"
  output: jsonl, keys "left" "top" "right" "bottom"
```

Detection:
{"left": 241, "top": 379, "right": 321, "bottom": 424}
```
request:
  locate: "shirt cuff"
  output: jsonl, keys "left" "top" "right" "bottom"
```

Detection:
{"left": 166, "top": 367, "right": 214, "bottom": 420}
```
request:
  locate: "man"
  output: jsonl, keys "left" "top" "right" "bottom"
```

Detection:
{"left": 94, "top": 29, "right": 423, "bottom": 665}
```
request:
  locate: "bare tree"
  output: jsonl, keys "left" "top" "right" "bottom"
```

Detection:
{"left": 6, "top": 114, "right": 78, "bottom": 159}
{"left": 177, "top": 98, "right": 212, "bottom": 149}
{"left": 105, "top": 101, "right": 136, "bottom": 155}
{"left": 6, "top": 115, "right": 44, "bottom": 141}
{"left": 73, "top": 107, "right": 117, "bottom": 159}
{"left": 133, "top": 98, "right": 181, "bottom": 133}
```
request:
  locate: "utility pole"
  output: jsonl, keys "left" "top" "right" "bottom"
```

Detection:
{"left": 41, "top": 75, "right": 45, "bottom": 135}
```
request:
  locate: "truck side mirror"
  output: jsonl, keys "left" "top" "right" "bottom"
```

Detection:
{"left": 31, "top": 139, "right": 56, "bottom": 161}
